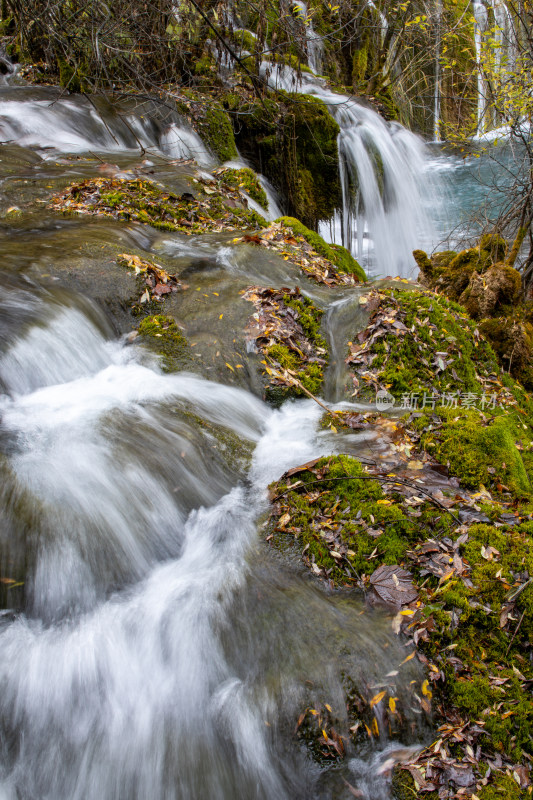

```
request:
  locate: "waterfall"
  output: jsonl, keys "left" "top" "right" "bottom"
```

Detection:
{"left": 292, "top": 0, "right": 323, "bottom": 74}
{"left": 264, "top": 65, "right": 435, "bottom": 278}
{"left": 0, "top": 285, "right": 427, "bottom": 798}
{"left": 472, "top": 0, "right": 518, "bottom": 135}
{"left": 0, "top": 90, "right": 212, "bottom": 164}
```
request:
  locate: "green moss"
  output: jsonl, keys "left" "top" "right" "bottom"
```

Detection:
{"left": 263, "top": 292, "right": 328, "bottom": 401}
{"left": 275, "top": 216, "right": 366, "bottom": 280}
{"left": 229, "top": 29, "right": 257, "bottom": 53}
{"left": 269, "top": 455, "right": 452, "bottom": 582}
{"left": 58, "top": 57, "right": 88, "bottom": 93}
{"left": 391, "top": 769, "right": 438, "bottom": 800}
{"left": 218, "top": 167, "right": 268, "bottom": 209}
{"left": 192, "top": 101, "right": 238, "bottom": 162}
{"left": 137, "top": 315, "right": 190, "bottom": 372}
{"left": 51, "top": 178, "right": 265, "bottom": 233}
{"left": 229, "top": 93, "right": 341, "bottom": 228}
{"left": 363, "top": 289, "right": 500, "bottom": 399}
{"left": 479, "top": 233, "right": 507, "bottom": 263}
{"left": 478, "top": 775, "right": 524, "bottom": 799}
{"left": 417, "top": 407, "right": 531, "bottom": 497}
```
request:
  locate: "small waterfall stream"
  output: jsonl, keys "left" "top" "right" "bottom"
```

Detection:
{"left": 0, "top": 85, "right": 439, "bottom": 799}
{"left": 264, "top": 65, "right": 436, "bottom": 278}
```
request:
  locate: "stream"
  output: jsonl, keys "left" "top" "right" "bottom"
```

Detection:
{"left": 0, "top": 84, "right": 489, "bottom": 799}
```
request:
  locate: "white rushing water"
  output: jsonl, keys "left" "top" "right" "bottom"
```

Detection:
{"left": 264, "top": 64, "right": 435, "bottom": 278}
{"left": 292, "top": 0, "right": 324, "bottom": 75}
{"left": 0, "top": 292, "right": 425, "bottom": 799}
{"left": 0, "top": 95, "right": 213, "bottom": 165}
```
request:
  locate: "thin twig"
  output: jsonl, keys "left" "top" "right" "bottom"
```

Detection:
{"left": 506, "top": 608, "right": 526, "bottom": 656}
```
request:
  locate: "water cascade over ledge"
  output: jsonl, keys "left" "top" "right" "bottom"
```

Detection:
{"left": 264, "top": 65, "right": 437, "bottom": 278}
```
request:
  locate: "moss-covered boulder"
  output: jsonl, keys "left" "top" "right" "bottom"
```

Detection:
{"left": 181, "top": 95, "right": 238, "bottom": 161}
{"left": 347, "top": 287, "right": 501, "bottom": 399}
{"left": 226, "top": 92, "right": 340, "bottom": 229}
{"left": 479, "top": 233, "right": 507, "bottom": 263}
{"left": 136, "top": 315, "right": 190, "bottom": 372}
{"left": 459, "top": 262, "right": 522, "bottom": 319}
{"left": 479, "top": 317, "right": 533, "bottom": 390}
{"left": 275, "top": 216, "right": 366, "bottom": 280}
{"left": 269, "top": 454, "right": 450, "bottom": 584}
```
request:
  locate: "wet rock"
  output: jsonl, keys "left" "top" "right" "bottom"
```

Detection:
{"left": 459, "top": 262, "right": 522, "bottom": 319}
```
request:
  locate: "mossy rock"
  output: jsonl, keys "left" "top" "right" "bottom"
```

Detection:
{"left": 479, "top": 317, "right": 533, "bottom": 390}
{"left": 218, "top": 167, "right": 267, "bottom": 209}
{"left": 269, "top": 454, "right": 453, "bottom": 582}
{"left": 275, "top": 216, "right": 366, "bottom": 280}
{"left": 479, "top": 233, "right": 507, "bottom": 263}
{"left": 49, "top": 178, "right": 265, "bottom": 234}
{"left": 190, "top": 100, "right": 238, "bottom": 162}
{"left": 266, "top": 291, "right": 328, "bottom": 402}
{"left": 356, "top": 288, "right": 501, "bottom": 399}
{"left": 412, "top": 248, "right": 432, "bottom": 276}
{"left": 228, "top": 93, "right": 341, "bottom": 229}
{"left": 137, "top": 315, "right": 190, "bottom": 372}
{"left": 416, "top": 407, "right": 532, "bottom": 498}
{"left": 459, "top": 263, "right": 522, "bottom": 319}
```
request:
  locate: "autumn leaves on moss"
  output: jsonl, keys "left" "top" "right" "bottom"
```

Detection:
{"left": 48, "top": 177, "right": 266, "bottom": 235}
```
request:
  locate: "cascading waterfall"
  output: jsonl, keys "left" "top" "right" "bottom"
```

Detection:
{"left": 0, "top": 89, "right": 282, "bottom": 220}
{"left": 0, "top": 282, "right": 427, "bottom": 799}
{"left": 0, "top": 91, "right": 212, "bottom": 163}
{"left": 292, "top": 0, "right": 323, "bottom": 75}
{"left": 264, "top": 65, "right": 435, "bottom": 278}
{"left": 472, "top": 0, "right": 518, "bottom": 135}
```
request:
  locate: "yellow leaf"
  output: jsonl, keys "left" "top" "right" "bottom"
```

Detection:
{"left": 219, "top": 314, "right": 224, "bottom": 319}
{"left": 372, "top": 717, "right": 379, "bottom": 736}
{"left": 225, "top": 363, "right": 235, "bottom": 372}
{"left": 389, "top": 697, "right": 397, "bottom": 714}
{"left": 377, "top": 499, "right": 392, "bottom": 505}
{"left": 370, "top": 690, "right": 386, "bottom": 709}
{"left": 422, "top": 680, "right": 432, "bottom": 698}
{"left": 400, "top": 652, "right": 415, "bottom": 666}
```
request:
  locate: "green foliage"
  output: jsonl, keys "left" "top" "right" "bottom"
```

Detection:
{"left": 275, "top": 216, "right": 366, "bottom": 280}
{"left": 368, "top": 289, "right": 501, "bottom": 397}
